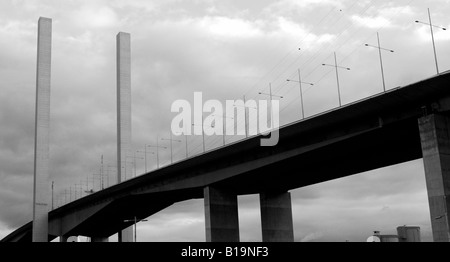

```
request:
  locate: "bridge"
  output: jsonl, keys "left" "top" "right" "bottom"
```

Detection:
{"left": 3, "top": 70, "right": 450, "bottom": 242}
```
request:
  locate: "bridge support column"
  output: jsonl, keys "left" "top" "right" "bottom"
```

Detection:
{"left": 204, "top": 187, "right": 240, "bottom": 242}
{"left": 116, "top": 31, "right": 133, "bottom": 242}
{"left": 419, "top": 114, "right": 450, "bottom": 242}
{"left": 91, "top": 237, "right": 109, "bottom": 242}
{"left": 260, "top": 191, "right": 294, "bottom": 242}
{"left": 59, "top": 236, "right": 68, "bottom": 242}
{"left": 33, "top": 17, "right": 52, "bottom": 243}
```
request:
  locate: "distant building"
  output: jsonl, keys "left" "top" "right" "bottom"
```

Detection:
{"left": 379, "top": 235, "right": 399, "bottom": 242}
{"left": 397, "top": 226, "right": 421, "bottom": 242}
{"left": 367, "top": 226, "right": 421, "bottom": 242}
{"left": 67, "top": 236, "right": 79, "bottom": 242}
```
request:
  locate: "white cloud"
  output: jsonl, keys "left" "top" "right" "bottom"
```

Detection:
{"left": 72, "top": 5, "right": 118, "bottom": 28}
{"left": 351, "top": 4, "right": 415, "bottom": 29}
{"left": 301, "top": 232, "right": 324, "bottom": 242}
{"left": 352, "top": 15, "right": 391, "bottom": 29}
{"left": 379, "top": 5, "right": 414, "bottom": 18}
{"left": 198, "top": 16, "right": 263, "bottom": 38}
{"left": 275, "top": 17, "right": 335, "bottom": 46}
{"left": 265, "top": 0, "right": 344, "bottom": 15}
{"left": 415, "top": 23, "right": 450, "bottom": 42}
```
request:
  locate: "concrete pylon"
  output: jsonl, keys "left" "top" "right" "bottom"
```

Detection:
{"left": 59, "top": 236, "right": 68, "bottom": 242}
{"left": 91, "top": 236, "right": 109, "bottom": 242}
{"left": 419, "top": 114, "right": 450, "bottom": 242}
{"left": 204, "top": 187, "right": 240, "bottom": 242}
{"left": 32, "top": 17, "right": 52, "bottom": 242}
{"left": 116, "top": 32, "right": 133, "bottom": 242}
{"left": 260, "top": 191, "right": 294, "bottom": 242}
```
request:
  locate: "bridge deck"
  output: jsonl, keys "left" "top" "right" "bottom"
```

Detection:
{"left": 3, "top": 71, "right": 450, "bottom": 242}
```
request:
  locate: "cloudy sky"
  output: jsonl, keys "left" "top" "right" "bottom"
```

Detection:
{"left": 1, "top": 0, "right": 450, "bottom": 242}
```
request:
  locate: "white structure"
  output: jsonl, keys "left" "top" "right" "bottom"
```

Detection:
{"left": 33, "top": 17, "right": 52, "bottom": 242}
{"left": 397, "top": 226, "right": 421, "bottom": 242}
{"left": 116, "top": 32, "right": 133, "bottom": 242}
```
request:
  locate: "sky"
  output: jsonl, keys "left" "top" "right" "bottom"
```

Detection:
{"left": 1, "top": 0, "right": 450, "bottom": 242}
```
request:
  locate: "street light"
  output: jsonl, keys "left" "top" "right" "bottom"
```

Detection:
{"left": 287, "top": 69, "right": 314, "bottom": 119}
{"left": 72, "top": 185, "right": 79, "bottom": 200}
{"left": 84, "top": 176, "right": 95, "bottom": 194}
{"left": 69, "top": 186, "right": 73, "bottom": 201}
{"left": 51, "top": 181, "right": 54, "bottom": 210}
{"left": 212, "top": 114, "right": 234, "bottom": 146}
{"left": 322, "top": 52, "right": 351, "bottom": 107}
{"left": 192, "top": 123, "right": 206, "bottom": 153}
{"left": 415, "top": 8, "right": 447, "bottom": 75}
{"left": 123, "top": 217, "right": 149, "bottom": 242}
{"left": 147, "top": 137, "right": 168, "bottom": 169}
{"left": 138, "top": 146, "right": 155, "bottom": 173}
{"left": 259, "top": 83, "right": 284, "bottom": 130}
{"left": 93, "top": 172, "right": 104, "bottom": 190}
{"left": 106, "top": 165, "right": 119, "bottom": 187}
{"left": 83, "top": 178, "right": 89, "bottom": 194}
{"left": 118, "top": 160, "right": 134, "bottom": 180}
{"left": 62, "top": 189, "right": 69, "bottom": 205}
{"left": 161, "top": 133, "right": 182, "bottom": 164}
{"left": 173, "top": 132, "right": 189, "bottom": 159}
{"left": 365, "top": 32, "right": 394, "bottom": 92}
{"left": 75, "top": 182, "right": 85, "bottom": 199}
{"left": 127, "top": 153, "right": 144, "bottom": 178}
{"left": 100, "top": 155, "right": 104, "bottom": 190}
{"left": 234, "top": 95, "right": 257, "bottom": 138}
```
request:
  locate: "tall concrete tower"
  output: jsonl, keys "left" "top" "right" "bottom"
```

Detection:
{"left": 116, "top": 32, "right": 133, "bottom": 242}
{"left": 33, "top": 17, "right": 52, "bottom": 242}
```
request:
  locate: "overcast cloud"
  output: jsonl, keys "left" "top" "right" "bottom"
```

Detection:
{"left": 1, "top": 0, "right": 449, "bottom": 242}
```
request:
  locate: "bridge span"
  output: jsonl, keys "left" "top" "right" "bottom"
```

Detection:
{"left": 3, "top": 71, "right": 450, "bottom": 242}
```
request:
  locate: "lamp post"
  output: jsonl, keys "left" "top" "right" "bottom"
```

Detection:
{"left": 174, "top": 132, "right": 189, "bottom": 159}
{"left": 75, "top": 182, "right": 84, "bottom": 199}
{"left": 161, "top": 133, "right": 182, "bottom": 164}
{"left": 259, "top": 83, "right": 284, "bottom": 130}
{"left": 138, "top": 146, "right": 155, "bottom": 173}
{"left": 287, "top": 69, "right": 314, "bottom": 119}
{"left": 365, "top": 32, "right": 394, "bottom": 92}
{"left": 72, "top": 185, "right": 79, "bottom": 200}
{"left": 93, "top": 171, "right": 103, "bottom": 190}
{"left": 100, "top": 155, "right": 104, "bottom": 189}
{"left": 51, "top": 181, "right": 54, "bottom": 210}
{"left": 69, "top": 186, "right": 73, "bottom": 202}
{"left": 63, "top": 189, "right": 69, "bottom": 205}
{"left": 184, "top": 135, "right": 188, "bottom": 158}
{"left": 147, "top": 137, "right": 168, "bottom": 169}
{"left": 234, "top": 96, "right": 257, "bottom": 138}
{"left": 119, "top": 160, "right": 134, "bottom": 180}
{"left": 126, "top": 153, "right": 144, "bottom": 178}
{"left": 192, "top": 123, "right": 206, "bottom": 153}
{"left": 415, "top": 8, "right": 447, "bottom": 75}
{"left": 124, "top": 217, "right": 149, "bottom": 242}
{"left": 107, "top": 165, "right": 118, "bottom": 187}
{"left": 212, "top": 114, "right": 234, "bottom": 146}
{"left": 84, "top": 176, "right": 95, "bottom": 194}
{"left": 322, "top": 52, "right": 351, "bottom": 107}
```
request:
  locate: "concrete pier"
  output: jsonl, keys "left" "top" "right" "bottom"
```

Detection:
{"left": 116, "top": 32, "right": 133, "bottom": 242}
{"left": 260, "top": 192, "right": 294, "bottom": 242}
{"left": 204, "top": 187, "right": 240, "bottom": 242}
{"left": 32, "top": 17, "right": 52, "bottom": 242}
{"left": 59, "top": 236, "right": 68, "bottom": 242}
{"left": 91, "top": 237, "right": 109, "bottom": 242}
{"left": 419, "top": 114, "right": 450, "bottom": 242}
